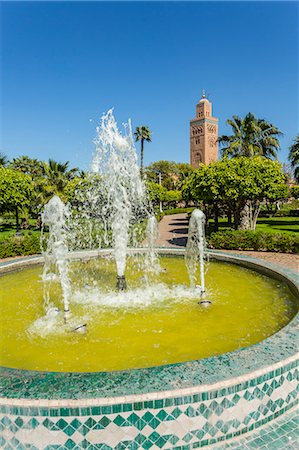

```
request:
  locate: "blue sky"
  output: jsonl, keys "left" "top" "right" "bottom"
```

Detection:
{"left": 1, "top": 1, "right": 298, "bottom": 170}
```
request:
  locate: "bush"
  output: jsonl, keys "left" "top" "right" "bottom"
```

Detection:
{"left": 0, "top": 234, "right": 41, "bottom": 258}
{"left": 207, "top": 229, "right": 299, "bottom": 254}
{"left": 290, "top": 185, "right": 299, "bottom": 199}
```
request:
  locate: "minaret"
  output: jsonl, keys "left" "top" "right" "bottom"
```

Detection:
{"left": 190, "top": 90, "right": 218, "bottom": 167}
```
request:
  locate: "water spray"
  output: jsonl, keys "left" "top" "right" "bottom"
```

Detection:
{"left": 42, "top": 196, "right": 88, "bottom": 331}
{"left": 91, "top": 109, "right": 148, "bottom": 291}
{"left": 42, "top": 196, "right": 72, "bottom": 322}
{"left": 185, "top": 209, "right": 211, "bottom": 305}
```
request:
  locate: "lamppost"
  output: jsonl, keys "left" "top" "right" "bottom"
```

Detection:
{"left": 158, "top": 172, "right": 163, "bottom": 213}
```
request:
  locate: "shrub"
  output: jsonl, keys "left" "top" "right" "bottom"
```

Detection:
{"left": 290, "top": 185, "right": 299, "bottom": 199}
{"left": 0, "top": 235, "right": 41, "bottom": 258}
{"left": 207, "top": 230, "right": 299, "bottom": 254}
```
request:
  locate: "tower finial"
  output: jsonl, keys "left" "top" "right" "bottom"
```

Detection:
{"left": 202, "top": 89, "right": 206, "bottom": 99}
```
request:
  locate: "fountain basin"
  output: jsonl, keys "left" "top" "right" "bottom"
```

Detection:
{"left": 0, "top": 249, "right": 298, "bottom": 448}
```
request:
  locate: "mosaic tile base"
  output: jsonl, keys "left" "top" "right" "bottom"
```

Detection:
{"left": 0, "top": 360, "right": 298, "bottom": 448}
{"left": 213, "top": 407, "right": 298, "bottom": 449}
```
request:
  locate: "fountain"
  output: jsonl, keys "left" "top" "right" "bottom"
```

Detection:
{"left": 0, "top": 110, "right": 298, "bottom": 449}
{"left": 41, "top": 195, "right": 87, "bottom": 333}
{"left": 41, "top": 195, "right": 71, "bottom": 323}
{"left": 91, "top": 109, "right": 147, "bottom": 290}
{"left": 185, "top": 209, "right": 206, "bottom": 292}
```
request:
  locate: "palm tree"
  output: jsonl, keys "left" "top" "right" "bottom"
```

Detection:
{"left": 134, "top": 126, "right": 152, "bottom": 177}
{"left": 10, "top": 155, "right": 44, "bottom": 178}
{"left": 218, "top": 113, "right": 282, "bottom": 159}
{"left": 288, "top": 135, "right": 299, "bottom": 182}
{"left": 42, "top": 159, "right": 79, "bottom": 196}
{"left": 0, "top": 152, "right": 8, "bottom": 166}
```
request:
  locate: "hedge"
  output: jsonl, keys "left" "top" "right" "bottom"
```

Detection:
{"left": 0, "top": 234, "right": 41, "bottom": 258}
{"left": 0, "top": 228, "right": 298, "bottom": 258}
{"left": 207, "top": 229, "right": 299, "bottom": 254}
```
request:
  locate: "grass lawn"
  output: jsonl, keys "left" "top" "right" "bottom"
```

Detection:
{"left": 255, "top": 217, "right": 299, "bottom": 235}
{"left": 161, "top": 208, "right": 298, "bottom": 235}
{"left": 208, "top": 217, "right": 299, "bottom": 235}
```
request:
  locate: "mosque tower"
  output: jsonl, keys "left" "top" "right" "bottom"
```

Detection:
{"left": 190, "top": 90, "right": 218, "bottom": 167}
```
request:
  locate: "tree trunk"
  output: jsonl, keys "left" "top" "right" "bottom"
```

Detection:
{"left": 214, "top": 206, "right": 219, "bottom": 232}
{"left": 233, "top": 210, "right": 240, "bottom": 230}
{"left": 15, "top": 207, "right": 20, "bottom": 234}
{"left": 227, "top": 211, "right": 232, "bottom": 227}
{"left": 140, "top": 139, "right": 144, "bottom": 178}
{"left": 252, "top": 202, "right": 261, "bottom": 230}
{"left": 239, "top": 201, "right": 251, "bottom": 230}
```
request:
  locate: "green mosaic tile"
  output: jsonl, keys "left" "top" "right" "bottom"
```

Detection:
{"left": 156, "top": 409, "right": 167, "bottom": 421}
{"left": 113, "top": 415, "right": 127, "bottom": 426}
{"left": 142, "top": 411, "right": 154, "bottom": 422}
{"left": 99, "top": 416, "right": 111, "bottom": 427}
{"left": 244, "top": 391, "right": 254, "bottom": 401}
{"left": 185, "top": 406, "right": 196, "bottom": 417}
{"left": 169, "top": 435, "right": 180, "bottom": 445}
{"left": 112, "top": 404, "right": 122, "bottom": 414}
{"left": 28, "top": 417, "right": 40, "bottom": 429}
{"left": 85, "top": 417, "right": 97, "bottom": 429}
{"left": 133, "top": 402, "right": 143, "bottom": 411}
{"left": 135, "top": 418, "right": 147, "bottom": 431}
{"left": 141, "top": 439, "right": 153, "bottom": 449}
{"left": 64, "top": 424, "right": 77, "bottom": 437}
{"left": 14, "top": 417, "right": 23, "bottom": 428}
{"left": 183, "top": 432, "right": 194, "bottom": 443}
{"left": 155, "top": 436, "right": 167, "bottom": 448}
{"left": 148, "top": 417, "right": 160, "bottom": 429}
{"left": 78, "top": 423, "right": 90, "bottom": 436}
{"left": 165, "top": 414, "right": 175, "bottom": 421}
{"left": 171, "top": 407, "right": 183, "bottom": 418}
{"left": 135, "top": 433, "right": 147, "bottom": 445}
{"left": 127, "top": 412, "right": 139, "bottom": 425}
{"left": 232, "top": 393, "right": 241, "bottom": 403}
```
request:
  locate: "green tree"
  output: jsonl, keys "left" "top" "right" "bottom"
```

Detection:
{"left": 146, "top": 181, "right": 168, "bottom": 207}
{"left": 0, "top": 152, "right": 9, "bottom": 166}
{"left": 9, "top": 156, "right": 47, "bottom": 216}
{"left": 145, "top": 160, "right": 194, "bottom": 190}
{"left": 218, "top": 113, "right": 282, "bottom": 159}
{"left": 134, "top": 126, "right": 152, "bottom": 177}
{"left": 288, "top": 134, "right": 299, "bottom": 183}
{"left": 186, "top": 157, "right": 287, "bottom": 230}
{"left": 164, "top": 190, "right": 182, "bottom": 207}
{"left": 0, "top": 167, "right": 34, "bottom": 233}
{"left": 146, "top": 181, "right": 182, "bottom": 209}
{"left": 290, "top": 185, "right": 299, "bottom": 199}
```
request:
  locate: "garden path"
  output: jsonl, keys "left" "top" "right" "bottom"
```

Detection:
{"left": 157, "top": 213, "right": 299, "bottom": 272}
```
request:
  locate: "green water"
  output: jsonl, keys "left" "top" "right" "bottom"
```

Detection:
{"left": 0, "top": 256, "right": 297, "bottom": 372}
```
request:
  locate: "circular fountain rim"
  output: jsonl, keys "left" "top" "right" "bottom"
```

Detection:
{"left": 0, "top": 248, "right": 298, "bottom": 403}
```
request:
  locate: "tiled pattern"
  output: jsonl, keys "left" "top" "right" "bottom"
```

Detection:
{"left": 213, "top": 407, "right": 298, "bottom": 449}
{"left": 1, "top": 361, "right": 298, "bottom": 448}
